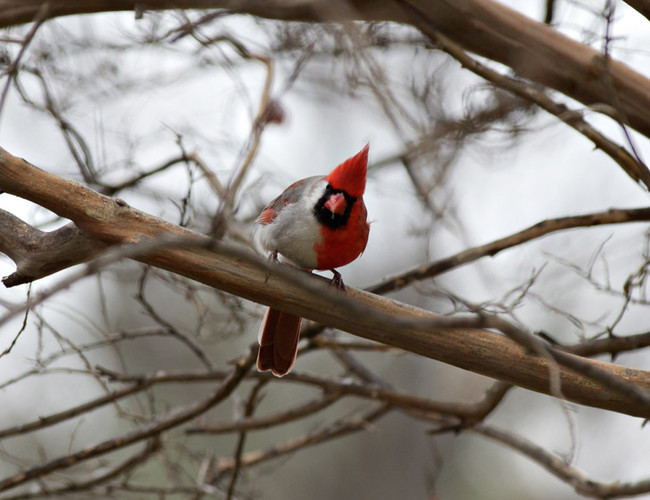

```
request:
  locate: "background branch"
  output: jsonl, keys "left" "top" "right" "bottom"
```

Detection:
{"left": 2, "top": 0, "right": 650, "bottom": 138}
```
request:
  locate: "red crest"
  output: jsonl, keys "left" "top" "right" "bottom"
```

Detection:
{"left": 326, "top": 144, "right": 369, "bottom": 198}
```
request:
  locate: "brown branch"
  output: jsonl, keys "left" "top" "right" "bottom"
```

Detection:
{"left": 214, "top": 404, "right": 391, "bottom": 478}
{"left": 102, "top": 368, "right": 510, "bottom": 426}
{"left": 3, "top": 438, "right": 162, "bottom": 500}
{"left": 1, "top": 148, "right": 650, "bottom": 418}
{"left": 473, "top": 424, "right": 650, "bottom": 498}
{"left": 205, "top": 383, "right": 503, "bottom": 479}
{"left": 562, "top": 331, "right": 650, "bottom": 358}
{"left": 98, "top": 154, "right": 195, "bottom": 196}
{"left": 0, "top": 210, "right": 107, "bottom": 287}
{"left": 396, "top": 0, "right": 650, "bottom": 140}
{"left": 225, "top": 380, "right": 265, "bottom": 499}
{"left": 188, "top": 151, "right": 227, "bottom": 199}
{"left": 369, "top": 206, "right": 650, "bottom": 295}
{"left": 2, "top": 1, "right": 650, "bottom": 139}
{"left": 261, "top": 370, "right": 509, "bottom": 423}
{"left": 427, "top": 31, "right": 650, "bottom": 190}
{"left": 0, "top": 346, "right": 255, "bottom": 492}
{"left": 0, "top": 383, "right": 139, "bottom": 439}
{"left": 188, "top": 390, "right": 341, "bottom": 435}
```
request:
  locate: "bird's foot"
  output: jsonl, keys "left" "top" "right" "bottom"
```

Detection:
{"left": 264, "top": 251, "right": 279, "bottom": 283}
{"left": 330, "top": 269, "right": 345, "bottom": 291}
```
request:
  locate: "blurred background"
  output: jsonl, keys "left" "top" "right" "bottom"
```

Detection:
{"left": 0, "top": 1, "right": 649, "bottom": 499}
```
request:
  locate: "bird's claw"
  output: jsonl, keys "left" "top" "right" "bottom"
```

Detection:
{"left": 330, "top": 269, "right": 345, "bottom": 291}
{"left": 264, "top": 251, "right": 279, "bottom": 283}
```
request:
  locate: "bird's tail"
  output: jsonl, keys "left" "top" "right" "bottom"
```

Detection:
{"left": 257, "top": 307, "right": 303, "bottom": 377}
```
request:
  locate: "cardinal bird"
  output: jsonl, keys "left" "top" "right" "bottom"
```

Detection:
{"left": 255, "top": 144, "right": 370, "bottom": 376}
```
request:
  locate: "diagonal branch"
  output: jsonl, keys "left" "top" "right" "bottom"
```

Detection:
{"left": 1, "top": 147, "right": 650, "bottom": 418}
{"left": 427, "top": 31, "right": 650, "bottom": 190}
{"left": 369, "top": 206, "right": 650, "bottom": 295}
{"left": 214, "top": 403, "right": 392, "bottom": 478}
{"left": 473, "top": 424, "right": 650, "bottom": 498}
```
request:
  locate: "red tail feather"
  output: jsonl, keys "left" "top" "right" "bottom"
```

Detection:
{"left": 257, "top": 307, "right": 303, "bottom": 377}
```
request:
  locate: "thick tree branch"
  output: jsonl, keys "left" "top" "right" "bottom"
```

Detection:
{"left": 1, "top": 147, "right": 650, "bottom": 418}
{"left": 3, "top": 0, "right": 650, "bottom": 139}
{"left": 0, "top": 210, "right": 106, "bottom": 286}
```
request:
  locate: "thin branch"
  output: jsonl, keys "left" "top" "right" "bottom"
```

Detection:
{"left": 0, "top": 346, "right": 255, "bottom": 492}
{"left": 213, "top": 404, "right": 391, "bottom": 478}
{"left": 98, "top": 154, "right": 196, "bottom": 196}
{"left": 0, "top": 2, "right": 49, "bottom": 125}
{"left": 188, "top": 390, "right": 341, "bottom": 435}
{"left": 3, "top": 438, "right": 161, "bottom": 500}
{"left": 473, "top": 424, "right": 650, "bottom": 498}
{"left": 210, "top": 45, "right": 277, "bottom": 238}
{"left": 598, "top": 1, "right": 647, "bottom": 176}
{"left": 549, "top": 330, "right": 650, "bottom": 358}
{"left": 0, "top": 284, "right": 31, "bottom": 358}
{"left": 225, "top": 380, "right": 265, "bottom": 499}
{"left": 0, "top": 380, "right": 148, "bottom": 440}
{"left": 136, "top": 267, "right": 214, "bottom": 370}
{"left": 14, "top": 67, "right": 97, "bottom": 182}
{"left": 427, "top": 30, "right": 650, "bottom": 190}
{"left": 188, "top": 151, "right": 227, "bottom": 199}
{"left": 369, "top": 207, "right": 650, "bottom": 295}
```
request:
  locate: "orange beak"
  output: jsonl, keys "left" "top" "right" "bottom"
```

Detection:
{"left": 324, "top": 192, "right": 347, "bottom": 216}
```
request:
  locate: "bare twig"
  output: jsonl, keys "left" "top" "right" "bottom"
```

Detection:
{"left": 2, "top": 438, "right": 162, "bottom": 500}
{"left": 136, "top": 267, "right": 214, "bottom": 370}
{"left": 0, "top": 346, "right": 255, "bottom": 492}
{"left": 427, "top": 30, "right": 650, "bottom": 190}
{"left": 225, "top": 380, "right": 265, "bottom": 499}
{"left": 0, "top": 284, "right": 31, "bottom": 358}
{"left": 473, "top": 424, "right": 650, "bottom": 498}
{"left": 188, "top": 390, "right": 341, "bottom": 435}
{"left": 0, "top": 2, "right": 49, "bottom": 124}
{"left": 213, "top": 404, "right": 391, "bottom": 478}
{"left": 369, "top": 207, "right": 650, "bottom": 295}
{"left": 554, "top": 330, "right": 650, "bottom": 358}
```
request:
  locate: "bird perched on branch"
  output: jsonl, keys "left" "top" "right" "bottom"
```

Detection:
{"left": 255, "top": 144, "right": 370, "bottom": 376}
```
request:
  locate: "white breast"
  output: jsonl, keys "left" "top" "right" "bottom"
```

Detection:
{"left": 255, "top": 178, "right": 328, "bottom": 269}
